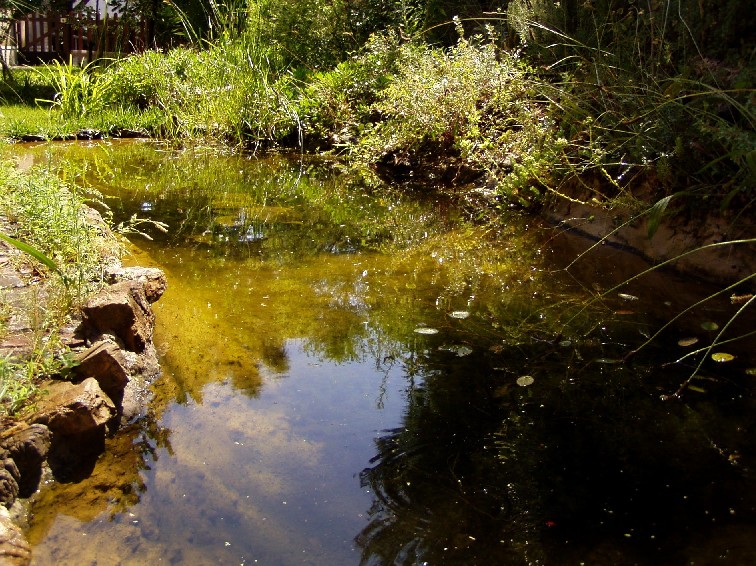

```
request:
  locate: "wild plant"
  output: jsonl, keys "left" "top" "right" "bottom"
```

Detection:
{"left": 506, "top": 0, "right": 756, "bottom": 205}
{"left": 352, "top": 23, "right": 561, "bottom": 205}
{"left": 35, "top": 57, "right": 111, "bottom": 119}
{"left": 0, "top": 159, "right": 118, "bottom": 302}
{"left": 0, "top": 354, "right": 37, "bottom": 416}
{"left": 296, "top": 32, "right": 400, "bottom": 150}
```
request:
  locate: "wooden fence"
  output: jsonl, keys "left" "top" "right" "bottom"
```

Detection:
{"left": 12, "top": 11, "right": 148, "bottom": 64}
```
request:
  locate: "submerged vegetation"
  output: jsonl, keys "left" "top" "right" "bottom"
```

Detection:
{"left": 0, "top": 3, "right": 753, "bottom": 562}
{"left": 0, "top": 0, "right": 752, "bottom": 402}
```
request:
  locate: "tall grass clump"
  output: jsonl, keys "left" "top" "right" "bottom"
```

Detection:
{"left": 507, "top": 0, "right": 756, "bottom": 206}
{"left": 69, "top": 0, "right": 298, "bottom": 146}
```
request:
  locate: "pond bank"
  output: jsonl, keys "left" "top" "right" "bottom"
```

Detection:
{"left": 0, "top": 223, "right": 166, "bottom": 564}
{"left": 545, "top": 194, "right": 755, "bottom": 286}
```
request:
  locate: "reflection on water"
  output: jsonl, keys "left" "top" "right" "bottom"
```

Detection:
{"left": 7, "top": 141, "right": 756, "bottom": 565}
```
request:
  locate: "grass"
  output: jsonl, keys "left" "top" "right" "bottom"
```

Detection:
{"left": 0, "top": 156, "right": 122, "bottom": 416}
{"left": 0, "top": 355, "right": 38, "bottom": 416}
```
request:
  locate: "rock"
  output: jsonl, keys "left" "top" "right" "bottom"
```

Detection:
{"left": 104, "top": 266, "right": 167, "bottom": 303}
{"left": 0, "top": 274, "right": 23, "bottom": 289}
{"left": 113, "top": 128, "right": 147, "bottom": 139}
{"left": 30, "top": 378, "right": 116, "bottom": 436}
{"left": 545, "top": 197, "right": 756, "bottom": 285}
{"left": 76, "top": 129, "right": 103, "bottom": 140}
{"left": 73, "top": 340, "right": 130, "bottom": 400}
{"left": 0, "top": 425, "right": 51, "bottom": 498}
{"left": 79, "top": 281, "right": 155, "bottom": 352}
{"left": 0, "top": 506, "right": 30, "bottom": 565}
{"left": 0, "top": 455, "right": 19, "bottom": 507}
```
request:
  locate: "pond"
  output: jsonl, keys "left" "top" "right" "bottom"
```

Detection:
{"left": 8, "top": 141, "right": 756, "bottom": 564}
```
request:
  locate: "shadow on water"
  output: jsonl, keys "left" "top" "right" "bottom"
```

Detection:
{"left": 357, "top": 331, "right": 756, "bottom": 564}
{"left": 5, "top": 140, "right": 755, "bottom": 565}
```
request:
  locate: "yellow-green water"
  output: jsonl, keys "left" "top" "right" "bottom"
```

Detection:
{"left": 6, "top": 141, "right": 756, "bottom": 565}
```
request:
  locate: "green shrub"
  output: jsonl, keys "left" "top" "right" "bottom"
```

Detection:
{"left": 353, "top": 24, "right": 562, "bottom": 205}
{"left": 296, "top": 32, "right": 400, "bottom": 149}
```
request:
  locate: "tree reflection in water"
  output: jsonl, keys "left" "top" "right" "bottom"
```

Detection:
{"left": 356, "top": 348, "right": 536, "bottom": 565}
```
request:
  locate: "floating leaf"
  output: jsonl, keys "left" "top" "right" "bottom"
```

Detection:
{"left": 449, "top": 311, "right": 470, "bottom": 319}
{"left": 701, "top": 321, "right": 719, "bottom": 331}
{"left": 677, "top": 337, "right": 699, "bottom": 347}
{"left": 516, "top": 376, "right": 535, "bottom": 387}
{"left": 711, "top": 352, "right": 735, "bottom": 363}
{"left": 439, "top": 344, "right": 473, "bottom": 357}
{"left": 687, "top": 385, "right": 707, "bottom": 394}
{"left": 414, "top": 327, "right": 439, "bottom": 335}
{"left": 618, "top": 293, "right": 639, "bottom": 301}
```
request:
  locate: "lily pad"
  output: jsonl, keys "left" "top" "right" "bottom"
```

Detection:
{"left": 414, "top": 327, "right": 439, "bottom": 335}
{"left": 449, "top": 311, "right": 470, "bottom": 319}
{"left": 439, "top": 344, "right": 473, "bottom": 357}
{"left": 701, "top": 321, "right": 719, "bottom": 331}
{"left": 711, "top": 352, "right": 735, "bottom": 363}
{"left": 516, "top": 376, "right": 535, "bottom": 387}
{"left": 677, "top": 337, "right": 699, "bottom": 347}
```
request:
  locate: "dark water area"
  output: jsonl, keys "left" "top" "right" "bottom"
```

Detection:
{"left": 6, "top": 141, "right": 756, "bottom": 565}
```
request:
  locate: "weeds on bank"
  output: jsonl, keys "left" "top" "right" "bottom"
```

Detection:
{"left": 0, "top": 337, "right": 80, "bottom": 416}
{"left": 0, "top": 159, "right": 117, "bottom": 303}
{"left": 0, "top": 157, "right": 120, "bottom": 416}
{"left": 0, "top": 355, "right": 38, "bottom": 416}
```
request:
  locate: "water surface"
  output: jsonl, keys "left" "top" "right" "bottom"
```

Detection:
{"left": 8, "top": 141, "right": 756, "bottom": 565}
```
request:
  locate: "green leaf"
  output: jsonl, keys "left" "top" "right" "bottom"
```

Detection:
{"left": 745, "top": 149, "right": 756, "bottom": 177}
{"left": 647, "top": 194, "right": 676, "bottom": 240}
{"left": 0, "top": 233, "right": 68, "bottom": 286}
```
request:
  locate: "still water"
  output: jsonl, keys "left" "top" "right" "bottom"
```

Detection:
{"left": 11, "top": 141, "right": 756, "bottom": 564}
